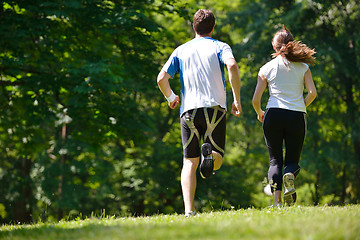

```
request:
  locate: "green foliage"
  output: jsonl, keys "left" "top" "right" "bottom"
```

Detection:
{"left": 218, "top": 0, "right": 360, "bottom": 205}
{"left": 0, "top": 0, "right": 166, "bottom": 223}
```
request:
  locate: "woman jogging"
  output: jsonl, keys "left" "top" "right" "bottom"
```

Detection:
{"left": 252, "top": 25, "right": 317, "bottom": 207}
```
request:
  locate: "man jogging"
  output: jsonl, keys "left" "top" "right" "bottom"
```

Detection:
{"left": 157, "top": 9, "right": 242, "bottom": 217}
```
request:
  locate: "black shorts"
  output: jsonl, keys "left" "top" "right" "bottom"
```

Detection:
{"left": 180, "top": 106, "right": 226, "bottom": 158}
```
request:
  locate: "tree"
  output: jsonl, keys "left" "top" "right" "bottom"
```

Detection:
{"left": 220, "top": 0, "right": 360, "bottom": 204}
{"left": 0, "top": 0, "right": 164, "bottom": 223}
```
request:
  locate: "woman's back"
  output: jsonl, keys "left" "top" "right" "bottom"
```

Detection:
{"left": 259, "top": 56, "right": 308, "bottom": 112}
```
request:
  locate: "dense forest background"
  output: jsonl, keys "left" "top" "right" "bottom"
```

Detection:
{"left": 0, "top": 0, "right": 359, "bottom": 223}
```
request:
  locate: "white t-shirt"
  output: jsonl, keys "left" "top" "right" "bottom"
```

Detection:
{"left": 162, "top": 37, "right": 234, "bottom": 116}
{"left": 259, "top": 56, "right": 309, "bottom": 113}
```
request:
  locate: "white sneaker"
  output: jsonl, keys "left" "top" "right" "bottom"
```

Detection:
{"left": 283, "top": 173, "right": 295, "bottom": 196}
{"left": 264, "top": 184, "right": 272, "bottom": 196}
{"left": 185, "top": 211, "right": 197, "bottom": 218}
{"left": 270, "top": 203, "right": 282, "bottom": 209}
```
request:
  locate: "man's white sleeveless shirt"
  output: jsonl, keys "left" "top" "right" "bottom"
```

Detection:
{"left": 162, "top": 37, "right": 234, "bottom": 116}
{"left": 259, "top": 56, "right": 309, "bottom": 113}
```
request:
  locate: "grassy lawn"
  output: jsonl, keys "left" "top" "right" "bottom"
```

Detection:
{"left": 1, "top": 205, "right": 359, "bottom": 240}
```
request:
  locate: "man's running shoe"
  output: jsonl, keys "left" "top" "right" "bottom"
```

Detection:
{"left": 185, "top": 211, "right": 197, "bottom": 218}
{"left": 199, "top": 143, "right": 214, "bottom": 179}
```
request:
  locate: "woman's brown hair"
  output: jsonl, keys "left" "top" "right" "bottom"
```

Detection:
{"left": 272, "top": 25, "right": 316, "bottom": 65}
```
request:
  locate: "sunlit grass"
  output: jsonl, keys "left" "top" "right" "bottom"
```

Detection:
{"left": 1, "top": 205, "right": 359, "bottom": 240}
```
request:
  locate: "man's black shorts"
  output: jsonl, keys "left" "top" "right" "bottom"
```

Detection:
{"left": 180, "top": 106, "right": 226, "bottom": 158}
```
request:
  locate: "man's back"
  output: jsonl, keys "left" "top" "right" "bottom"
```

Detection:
{"left": 162, "top": 37, "right": 234, "bottom": 115}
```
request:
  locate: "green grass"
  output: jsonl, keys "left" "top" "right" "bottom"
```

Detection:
{"left": 1, "top": 205, "right": 359, "bottom": 240}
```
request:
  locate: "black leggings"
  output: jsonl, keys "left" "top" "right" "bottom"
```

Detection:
{"left": 262, "top": 108, "right": 306, "bottom": 192}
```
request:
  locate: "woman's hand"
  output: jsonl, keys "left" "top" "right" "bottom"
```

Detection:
{"left": 257, "top": 110, "right": 265, "bottom": 123}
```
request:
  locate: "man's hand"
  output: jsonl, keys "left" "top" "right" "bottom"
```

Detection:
{"left": 168, "top": 95, "right": 180, "bottom": 109}
{"left": 231, "top": 101, "right": 242, "bottom": 117}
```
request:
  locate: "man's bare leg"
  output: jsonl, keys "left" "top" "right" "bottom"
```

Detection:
{"left": 181, "top": 157, "right": 199, "bottom": 213}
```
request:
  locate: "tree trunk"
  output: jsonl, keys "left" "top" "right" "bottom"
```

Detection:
{"left": 13, "top": 157, "right": 33, "bottom": 223}
{"left": 57, "top": 122, "right": 67, "bottom": 221}
{"left": 345, "top": 75, "right": 360, "bottom": 203}
{"left": 354, "top": 140, "right": 360, "bottom": 201}
{"left": 314, "top": 170, "right": 320, "bottom": 206}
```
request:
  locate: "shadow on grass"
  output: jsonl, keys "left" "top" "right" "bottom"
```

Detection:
{"left": 0, "top": 219, "right": 204, "bottom": 240}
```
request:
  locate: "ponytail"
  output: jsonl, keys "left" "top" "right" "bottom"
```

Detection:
{"left": 272, "top": 25, "right": 316, "bottom": 65}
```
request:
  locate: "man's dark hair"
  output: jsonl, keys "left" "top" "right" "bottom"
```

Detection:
{"left": 193, "top": 9, "right": 215, "bottom": 35}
